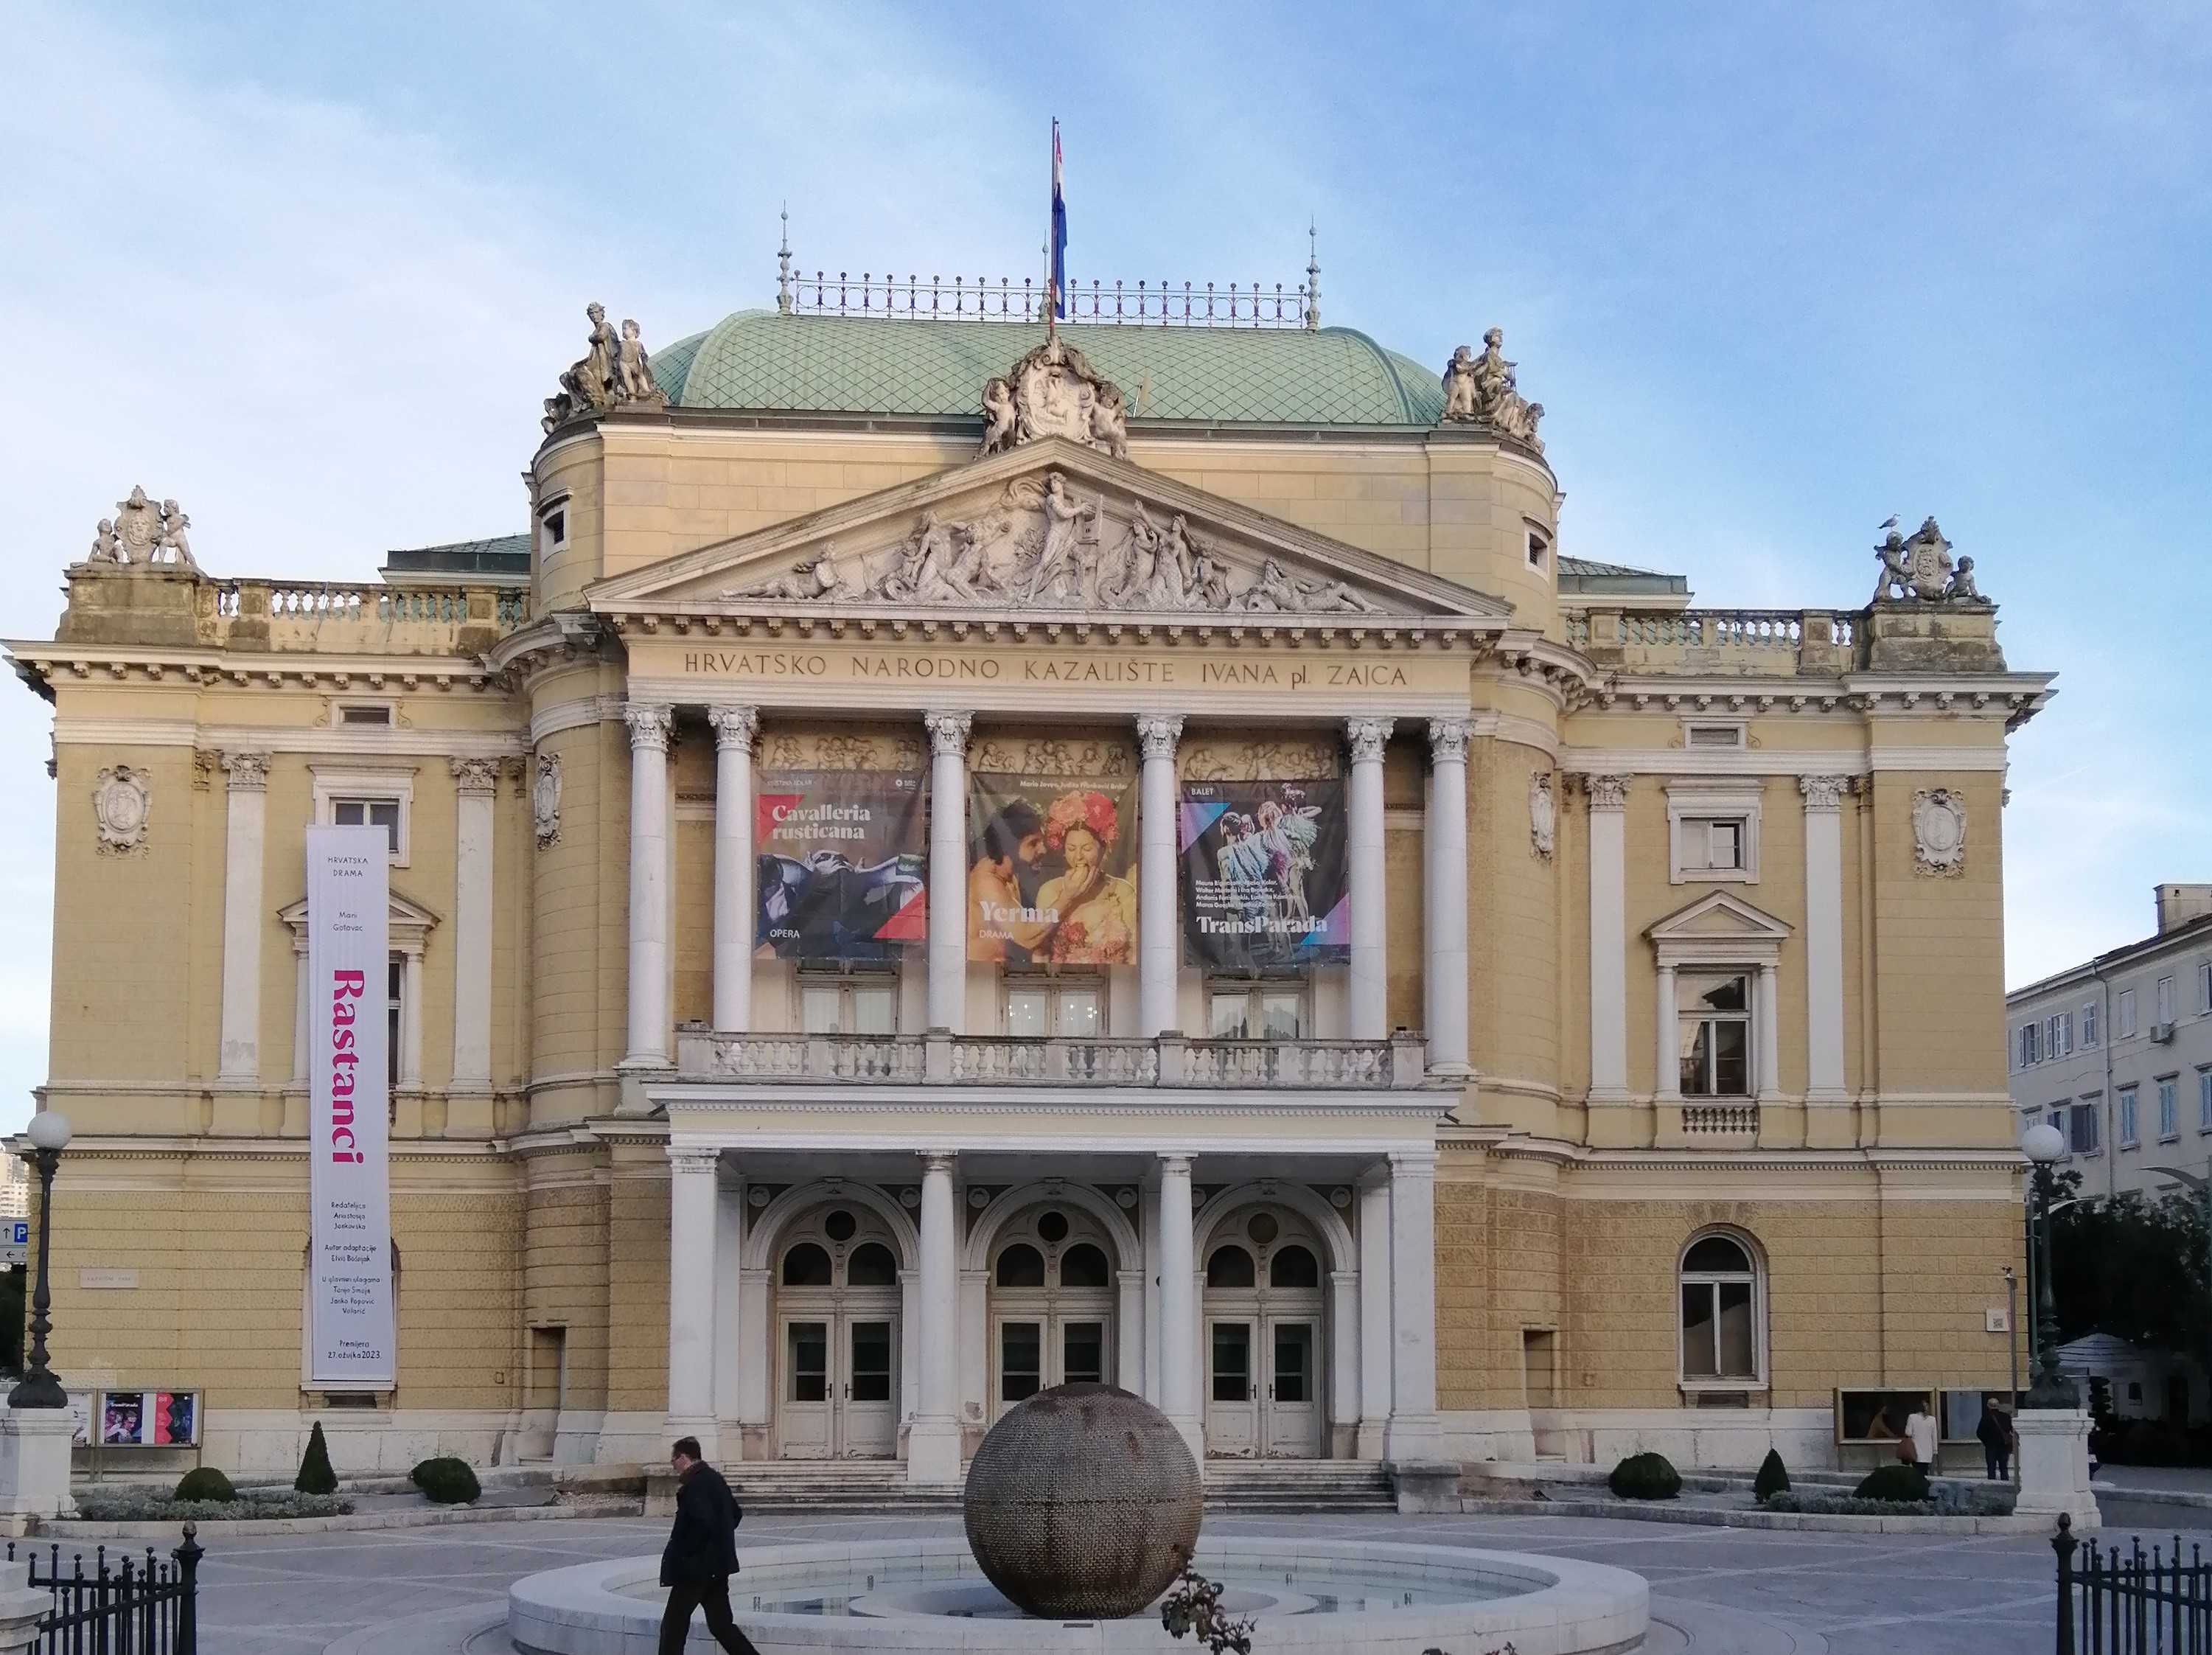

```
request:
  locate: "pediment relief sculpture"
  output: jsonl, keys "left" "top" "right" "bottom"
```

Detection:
{"left": 978, "top": 334, "right": 1130, "bottom": 460}
{"left": 718, "top": 471, "right": 1393, "bottom": 617}
{"left": 1440, "top": 327, "right": 1544, "bottom": 451}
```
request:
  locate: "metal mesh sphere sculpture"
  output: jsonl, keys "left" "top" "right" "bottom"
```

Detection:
{"left": 963, "top": 1382, "right": 1203, "bottom": 1618}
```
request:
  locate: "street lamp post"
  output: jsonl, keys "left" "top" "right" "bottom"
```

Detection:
{"left": 8, "top": 1112, "right": 72, "bottom": 1410}
{"left": 2022, "top": 1123, "right": 2081, "bottom": 1409}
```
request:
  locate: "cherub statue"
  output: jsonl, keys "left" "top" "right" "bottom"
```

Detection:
{"left": 614, "top": 319, "right": 664, "bottom": 404}
{"left": 114, "top": 486, "right": 164, "bottom": 562}
{"left": 978, "top": 377, "right": 1018, "bottom": 456}
{"left": 1943, "top": 555, "right": 1984, "bottom": 603}
{"left": 1088, "top": 383, "right": 1131, "bottom": 460}
{"left": 87, "top": 518, "right": 124, "bottom": 565}
{"left": 1870, "top": 525, "right": 1912, "bottom": 604}
{"left": 156, "top": 501, "right": 200, "bottom": 569}
{"left": 1441, "top": 345, "right": 1480, "bottom": 421}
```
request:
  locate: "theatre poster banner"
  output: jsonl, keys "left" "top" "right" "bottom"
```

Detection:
{"left": 753, "top": 769, "right": 928, "bottom": 961}
{"left": 306, "top": 825, "right": 397, "bottom": 1389}
{"left": 1179, "top": 779, "right": 1351, "bottom": 969}
{"left": 967, "top": 772, "right": 1139, "bottom": 967}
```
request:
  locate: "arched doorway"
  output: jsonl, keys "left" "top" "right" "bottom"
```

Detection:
{"left": 1201, "top": 1205, "right": 1326, "bottom": 1458}
{"left": 772, "top": 1204, "right": 902, "bottom": 1460}
{"left": 988, "top": 1204, "right": 1119, "bottom": 1421}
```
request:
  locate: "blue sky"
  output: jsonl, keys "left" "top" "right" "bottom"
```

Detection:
{"left": 1, "top": 1, "right": 2205, "bottom": 1128}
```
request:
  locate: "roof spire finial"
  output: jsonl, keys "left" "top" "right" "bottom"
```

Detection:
{"left": 1305, "top": 217, "right": 1321, "bottom": 332}
{"left": 776, "top": 203, "right": 793, "bottom": 316}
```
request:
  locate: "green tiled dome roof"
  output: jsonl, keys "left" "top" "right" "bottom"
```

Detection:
{"left": 652, "top": 311, "right": 1445, "bottom": 427}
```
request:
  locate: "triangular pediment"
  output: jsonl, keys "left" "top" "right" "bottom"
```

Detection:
{"left": 279, "top": 886, "right": 442, "bottom": 940}
{"left": 1646, "top": 890, "right": 1793, "bottom": 943}
{"left": 587, "top": 438, "right": 1513, "bottom": 626}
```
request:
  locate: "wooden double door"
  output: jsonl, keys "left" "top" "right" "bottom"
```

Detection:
{"left": 775, "top": 1302, "right": 899, "bottom": 1460}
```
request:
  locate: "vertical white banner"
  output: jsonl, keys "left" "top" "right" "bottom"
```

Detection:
{"left": 307, "top": 825, "right": 397, "bottom": 1387}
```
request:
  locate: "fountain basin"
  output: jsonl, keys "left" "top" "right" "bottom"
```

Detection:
{"left": 508, "top": 1535, "right": 1649, "bottom": 1654}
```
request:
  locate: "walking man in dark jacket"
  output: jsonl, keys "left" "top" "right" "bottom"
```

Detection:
{"left": 658, "top": 1436, "right": 760, "bottom": 1655}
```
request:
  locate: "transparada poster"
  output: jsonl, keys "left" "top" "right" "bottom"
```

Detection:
{"left": 1178, "top": 778, "right": 1350, "bottom": 969}
{"left": 754, "top": 770, "right": 928, "bottom": 961}
{"left": 967, "top": 773, "right": 1139, "bottom": 966}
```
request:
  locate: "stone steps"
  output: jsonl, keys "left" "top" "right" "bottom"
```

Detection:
{"left": 700, "top": 1457, "right": 1398, "bottom": 1513}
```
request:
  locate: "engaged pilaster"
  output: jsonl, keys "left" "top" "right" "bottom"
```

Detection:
{"left": 1425, "top": 720, "right": 1472, "bottom": 1074}
{"left": 217, "top": 750, "right": 271, "bottom": 1084}
{"left": 1583, "top": 773, "right": 1631, "bottom": 1103}
{"left": 922, "top": 711, "right": 972, "bottom": 1034}
{"left": 449, "top": 757, "right": 500, "bottom": 1090}
{"left": 1382, "top": 1151, "right": 1441, "bottom": 1460}
{"left": 1800, "top": 775, "right": 1850, "bottom": 1105}
{"left": 621, "top": 702, "right": 674, "bottom": 1070}
{"left": 1136, "top": 714, "right": 1184, "bottom": 1037}
{"left": 708, "top": 706, "right": 761, "bottom": 1033}
{"left": 1345, "top": 718, "right": 1395, "bottom": 1041}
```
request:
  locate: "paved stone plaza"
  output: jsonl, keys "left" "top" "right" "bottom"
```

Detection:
{"left": 141, "top": 1506, "right": 2166, "bottom": 1654}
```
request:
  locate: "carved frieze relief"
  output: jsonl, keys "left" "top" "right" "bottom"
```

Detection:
{"left": 532, "top": 753, "right": 562, "bottom": 849}
{"left": 1911, "top": 787, "right": 1966, "bottom": 877}
{"left": 91, "top": 765, "right": 150, "bottom": 854}
{"left": 1179, "top": 738, "right": 1339, "bottom": 781}
{"left": 1529, "top": 771, "right": 1557, "bottom": 860}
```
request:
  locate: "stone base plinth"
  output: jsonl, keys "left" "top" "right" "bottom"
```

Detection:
{"left": 0, "top": 1407, "right": 77, "bottom": 1532}
{"left": 1387, "top": 1459, "right": 1465, "bottom": 1514}
{"left": 2014, "top": 1407, "right": 2100, "bottom": 1529}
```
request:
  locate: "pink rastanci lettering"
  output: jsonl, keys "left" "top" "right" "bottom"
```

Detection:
{"left": 329, "top": 970, "right": 366, "bottom": 1163}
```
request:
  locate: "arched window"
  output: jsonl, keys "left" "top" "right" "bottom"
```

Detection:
{"left": 1269, "top": 1244, "right": 1319, "bottom": 1289}
{"left": 1679, "top": 1231, "right": 1761, "bottom": 1384}
{"left": 847, "top": 1242, "right": 898, "bottom": 1286}
{"left": 1060, "top": 1243, "right": 1111, "bottom": 1288}
{"left": 996, "top": 1243, "right": 1047, "bottom": 1288}
{"left": 1207, "top": 1244, "right": 1256, "bottom": 1288}
{"left": 781, "top": 1242, "right": 834, "bottom": 1287}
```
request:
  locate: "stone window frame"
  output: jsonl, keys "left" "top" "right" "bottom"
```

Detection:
{"left": 1677, "top": 1227, "right": 1768, "bottom": 1395}
{"left": 794, "top": 963, "right": 900, "bottom": 1036}
{"left": 1001, "top": 972, "right": 1107, "bottom": 1039}
{"left": 2155, "top": 1073, "right": 2181, "bottom": 1143}
{"left": 537, "top": 489, "right": 571, "bottom": 563}
{"left": 279, "top": 890, "right": 439, "bottom": 1091}
{"left": 1666, "top": 779, "right": 1762, "bottom": 886}
{"left": 1203, "top": 975, "right": 1313, "bottom": 1042}
{"left": 310, "top": 764, "right": 418, "bottom": 868}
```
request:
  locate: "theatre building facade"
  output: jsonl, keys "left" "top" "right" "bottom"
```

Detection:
{"left": 10, "top": 272, "right": 2051, "bottom": 1480}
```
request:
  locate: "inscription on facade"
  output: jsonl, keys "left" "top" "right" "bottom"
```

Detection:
{"left": 671, "top": 647, "right": 1426, "bottom": 694}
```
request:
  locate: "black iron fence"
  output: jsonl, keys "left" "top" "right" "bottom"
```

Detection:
{"left": 3, "top": 1525, "right": 201, "bottom": 1654}
{"left": 2056, "top": 1513, "right": 2212, "bottom": 1654}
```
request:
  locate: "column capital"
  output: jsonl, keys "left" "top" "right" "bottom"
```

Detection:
{"left": 623, "top": 701, "right": 674, "bottom": 752}
{"left": 1157, "top": 1151, "right": 1194, "bottom": 1176}
{"left": 707, "top": 704, "right": 760, "bottom": 751}
{"left": 1344, "top": 717, "right": 1395, "bottom": 764}
{"left": 1134, "top": 713, "right": 1184, "bottom": 760}
{"left": 922, "top": 711, "right": 972, "bottom": 757}
{"left": 1425, "top": 718, "right": 1472, "bottom": 764}
{"left": 1798, "top": 773, "right": 1852, "bottom": 812}
{"left": 448, "top": 756, "right": 501, "bottom": 795}
{"left": 218, "top": 749, "right": 270, "bottom": 792}
{"left": 918, "top": 1149, "right": 959, "bottom": 1176}
{"left": 668, "top": 1146, "right": 722, "bottom": 1174}
{"left": 1578, "top": 771, "right": 1630, "bottom": 812}
{"left": 1386, "top": 1150, "right": 1437, "bottom": 1174}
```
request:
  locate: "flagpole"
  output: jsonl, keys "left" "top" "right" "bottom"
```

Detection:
{"left": 1046, "top": 117, "right": 1059, "bottom": 342}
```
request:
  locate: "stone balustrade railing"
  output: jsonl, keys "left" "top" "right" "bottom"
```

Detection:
{"left": 1680, "top": 1102, "right": 1759, "bottom": 1136}
{"left": 1566, "top": 608, "right": 1857, "bottom": 677}
{"left": 205, "top": 579, "right": 527, "bottom": 651}
{"left": 674, "top": 1029, "right": 1433, "bottom": 1090}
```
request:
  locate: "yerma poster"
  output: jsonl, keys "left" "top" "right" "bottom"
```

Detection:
{"left": 968, "top": 773, "right": 1139, "bottom": 966}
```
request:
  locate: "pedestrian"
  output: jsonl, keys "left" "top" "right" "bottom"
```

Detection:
{"left": 1903, "top": 1402, "right": 1939, "bottom": 1491}
{"left": 658, "top": 1435, "right": 760, "bottom": 1655}
{"left": 1975, "top": 1396, "right": 2012, "bottom": 1480}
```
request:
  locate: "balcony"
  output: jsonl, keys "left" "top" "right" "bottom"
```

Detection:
{"left": 673, "top": 1030, "right": 1434, "bottom": 1090}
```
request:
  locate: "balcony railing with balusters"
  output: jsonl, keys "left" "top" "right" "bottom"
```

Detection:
{"left": 203, "top": 579, "right": 528, "bottom": 653}
{"left": 1565, "top": 607, "right": 1858, "bottom": 677}
{"left": 782, "top": 271, "right": 1319, "bottom": 330}
{"left": 674, "top": 1030, "right": 1433, "bottom": 1090}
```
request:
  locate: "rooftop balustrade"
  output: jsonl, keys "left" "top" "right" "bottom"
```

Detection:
{"left": 1566, "top": 607, "right": 1857, "bottom": 677}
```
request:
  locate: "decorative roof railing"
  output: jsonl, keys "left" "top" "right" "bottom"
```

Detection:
{"left": 780, "top": 271, "right": 1319, "bottom": 330}
{"left": 1566, "top": 607, "right": 1859, "bottom": 678}
{"left": 203, "top": 579, "right": 527, "bottom": 650}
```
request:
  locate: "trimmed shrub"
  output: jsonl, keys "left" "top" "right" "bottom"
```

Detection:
{"left": 1752, "top": 1449, "right": 1790, "bottom": 1503}
{"left": 172, "top": 1466, "right": 236, "bottom": 1503}
{"left": 1852, "top": 1462, "right": 1931, "bottom": 1503}
{"left": 74, "top": 1490, "right": 351, "bottom": 1522}
{"left": 294, "top": 1421, "right": 338, "bottom": 1496}
{"left": 1767, "top": 1482, "right": 2013, "bottom": 1518}
{"left": 411, "top": 1456, "right": 481, "bottom": 1505}
{"left": 1608, "top": 1451, "right": 1682, "bottom": 1501}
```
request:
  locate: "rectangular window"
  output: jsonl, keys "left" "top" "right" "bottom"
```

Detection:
{"left": 2119, "top": 989, "right": 2138, "bottom": 1039}
{"left": 2072, "top": 1099, "right": 2101, "bottom": 1154}
{"left": 2045, "top": 1014, "right": 2064, "bottom": 1058}
{"left": 798, "top": 972, "right": 896, "bottom": 1035}
{"left": 1527, "top": 528, "right": 1549, "bottom": 572}
{"left": 2199, "top": 1069, "right": 2212, "bottom": 1132}
{"left": 1207, "top": 982, "right": 1306, "bottom": 1041}
{"left": 2157, "top": 1078, "right": 2179, "bottom": 1140}
{"left": 2157, "top": 975, "right": 2176, "bottom": 1025}
{"left": 1682, "top": 818, "right": 1748, "bottom": 874}
{"left": 1678, "top": 972, "right": 1752, "bottom": 1097}
{"left": 2046, "top": 1107, "right": 2064, "bottom": 1137}
{"left": 540, "top": 506, "right": 567, "bottom": 554}
{"left": 2082, "top": 1000, "right": 2099, "bottom": 1049}
{"left": 332, "top": 796, "right": 402, "bottom": 857}
{"left": 336, "top": 703, "right": 392, "bottom": 727}
{"left": 2020, "top": 1022, "right": 2041, "bottom": 1067}
{"left": 2117, "top": 1087, "right": 2138, "bottom": 1149}
{"left": 387, "top": 955, "right": 403, "bottom": 1084}
{"left": 1686, "top": 724, "right": 1747, "bottom": 749}
{"left": 1005, "top": 979, "right": 1103, "bottom": 1038}
{"left": 2199, "top": 962, "right": 2211, "bottom": 1014}
{"left": 1680, "top": 1281, "right": 1756, "bottom": 1381}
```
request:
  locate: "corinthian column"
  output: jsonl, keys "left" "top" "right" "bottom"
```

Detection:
{"left": 923, "top": 712, "right": 972, "bottom": 1034}
{"left": 1425, "top": 720, "right": 1471, "bottom": 1074}
{"left": 449, "top": 757, "right": 500, "bottom": 1090}
{"left": 217, "top": 750, "right": 271, "bottom": 1083}
{"left": 1136, "top": 714, "right": 1184, "bottom": 1036}
{"left": 621, "top": 702, "right": 674, "bottom": 1069}
{"left": 1345, "top": 718, "right": 1395, "bottom": 1041}
{"left": 1800, "top": 775, "right": 1849, "bottom": 1103}
{"left": 909, "top": 1150, "right": 963, "bottom": 1484}
{"left": 708, "top": 706, "right": 760, "bottom": 1031}
{"left": 666, "top": 1146, "right": 721, "bottom": 1459}
{"left": 1584, "top": 773, "right": 1630, "bottom": 1102}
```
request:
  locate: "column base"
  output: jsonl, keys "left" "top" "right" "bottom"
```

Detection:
{"left": 2014, "top": 1408, "right": 2101, "bottom": 1529}
{"left": 0, "top": 1407, "right": 76, "bottom": 1525}
{"left": 1164, "top": 1413, "right": 1204, "bottom": 1468}
{"left": 663, "top": 1418, "right": 720, "bottom": 1464}
{"left": 1356, "top": 1419, "right": 1388, "bottom": 1460}
{"left": 1381, "top": 1412, "right": 1441, "bottom": 1463}
{"left": 906, "top": 1418, "right": 963, "bottom": 1486}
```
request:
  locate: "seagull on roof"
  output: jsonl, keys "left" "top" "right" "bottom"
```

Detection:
{"left": 1877, "top": 515, "right": 1899, "bottom": 532}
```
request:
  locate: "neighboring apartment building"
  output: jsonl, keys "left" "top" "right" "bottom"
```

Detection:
{"left": 2008, "top": 884, "right": 2212, "bottom": 1202}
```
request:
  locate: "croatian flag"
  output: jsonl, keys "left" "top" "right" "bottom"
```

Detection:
{"left": 1050, "top": 120, "right": 1067, "bottom": 318}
